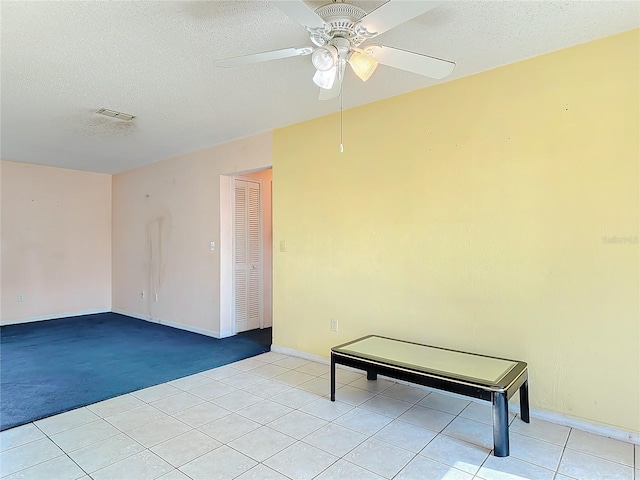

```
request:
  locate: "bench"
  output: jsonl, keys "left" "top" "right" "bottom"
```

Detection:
{"left": 330, "top": 335, "right": 529, "bottom": 457}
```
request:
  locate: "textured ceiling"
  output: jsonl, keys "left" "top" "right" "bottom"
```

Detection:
{"left": 1, "top": 1, "right": 638, "bottom": 174}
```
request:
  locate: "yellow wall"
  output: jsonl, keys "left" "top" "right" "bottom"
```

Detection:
{"left": 1, "top": 161, "right": 112, "bottom": 324}
{"left": 272, "top": 30, "right": 640, "bottom": 432}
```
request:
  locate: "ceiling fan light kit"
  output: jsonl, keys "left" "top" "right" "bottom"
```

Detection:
{"left": 215, "top": 0, "right": 456, "bottom": 100}
{"left": 313, "top": 66, "right": 337, "bottom": 89}
{"left": 348, "top": 50, "right": 378, "bottom": 82}
{"left": 311, "top": 45, "right": 338, "bottom": 71}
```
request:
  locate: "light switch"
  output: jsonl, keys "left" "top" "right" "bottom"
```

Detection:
{"left": 210, "top": 241, "right": 215, "bottom": 251}
{"left": 280, "top": 241, "right": 286, "bottom": 252}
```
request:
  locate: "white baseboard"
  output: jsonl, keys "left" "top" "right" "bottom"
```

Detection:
{"left": 160, "top": 319, "right": 221, "bottom": 339}
{"left": 0, "top": 309, "right": 109, "bottom": 326}
{"left": 271, "top": 345, "right": 328, "bottom": 364}
{"left": 3, "top": 308, "right": 222, "bottom": 339}
{"left": 111, "top": 309, "right": 221, "bottom": 338}
{"left": 526, "top": 408, "right": 640, "bottom": 445}
{"left": 110, "top": 308, "right": 149, "bottom": 322}
{"left": 271, "top": 344, "right": 640, "bottom": 446}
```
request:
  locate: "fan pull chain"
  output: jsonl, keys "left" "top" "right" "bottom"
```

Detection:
{"left": 339, "top": 75, "right": 344, "bottom": 153}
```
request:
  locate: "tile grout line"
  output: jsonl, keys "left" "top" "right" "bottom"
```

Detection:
{"left": 109, "top": 393, "right": 227, "bottom": 474}
{"left": 50, "top": 392, "right": 199, "bottom": 477}
{"left": 4, "top": 355, "right": 637, "bottom": 480}
{"left": 0, "top": 371, "right": 519, "bottom": 479}
{"left": 10, "top": 362, "right": 360, "bottom": 479}
{"left": 368, "top": 390, "right": 561, "bottom": 478}
{"left": 37, "top": 420, "right": 92, "bottom": 480}
{"left": 246, "top": 362, "right": 558, "bottom": 478}
{"left": 305, "top": 375, "right": 450, "bottom": 479}
{"left": 231, "top": 365, "right": 406, "bottom": 478}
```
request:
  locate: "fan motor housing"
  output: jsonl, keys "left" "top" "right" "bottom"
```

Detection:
{"left": 310, "top": 2, "right": 369, "bottom": 47}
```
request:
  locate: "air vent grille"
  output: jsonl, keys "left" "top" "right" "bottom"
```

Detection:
{"left": 96, "top": 108, "right": 136, "bottom": 121}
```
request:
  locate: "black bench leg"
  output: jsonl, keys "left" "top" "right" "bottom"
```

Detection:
{"left": 366, "top": 369, "right": 377, "bottom": 380}
{"left": 330, "top": 353, "right": 336, "bottom": 401}
{"left": 519, "top": 380, "right": 530, "bottom": 423}
{"left": 492, "top": 391, "right": 509, "bottom": 457}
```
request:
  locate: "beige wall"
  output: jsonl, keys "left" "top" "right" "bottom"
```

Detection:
{"left": 111, "top": 133, "right": 272, "bottom": 336}
{"left": 1, "top": 161, "right": 112, "bottom": 324}
{"left": 272, "top": 30, "right": 639, "bottom": 433}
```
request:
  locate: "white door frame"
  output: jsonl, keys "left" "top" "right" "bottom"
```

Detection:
{"left": 219, "top": 175, "right": 235, "bottom": 338}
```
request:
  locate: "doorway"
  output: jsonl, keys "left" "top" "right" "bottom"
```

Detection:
{"left": 219, "top": 168, "right": 272, "bottom": 338}
{"left": 233, "top": 178, "right": 262, "bottom": 333}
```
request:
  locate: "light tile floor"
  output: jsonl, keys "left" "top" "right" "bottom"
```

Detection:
{"left": 1, "top": 351, "right": 637, "bottom": 480}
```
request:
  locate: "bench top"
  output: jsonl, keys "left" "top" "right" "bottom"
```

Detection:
{"left": 332, "top": 335, "right": 527, "bottom": 389}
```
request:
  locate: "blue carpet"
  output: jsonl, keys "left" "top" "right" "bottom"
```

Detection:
{"left": 0, "top": 312, "right": 271, "bottom": 431}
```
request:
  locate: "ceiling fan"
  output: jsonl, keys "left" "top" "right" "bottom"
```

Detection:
{"left": 215, "top": 0, "right": 455, "bottom": 100}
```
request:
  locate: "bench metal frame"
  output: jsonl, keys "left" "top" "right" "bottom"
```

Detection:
{"left": 330, "top": 335, "right": 529, "bottom": 457}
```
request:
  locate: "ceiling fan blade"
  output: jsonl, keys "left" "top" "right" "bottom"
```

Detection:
{"left": 215, "top": 46, "right": 313, "bottom": 68}
{"left": 358, "top": 1, "right": 442, "bottom": 38}
{"left": 318, "top": 62, "right": 346, "bottom": 101}
{"left": 273, "top": 0, "right": 326, "bottom": 29}
{"left": 367, "top": 45, "right": 455, "bottom": 79}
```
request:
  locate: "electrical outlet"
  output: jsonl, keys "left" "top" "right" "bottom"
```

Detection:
{"left": 280, "top": 240, "right": 287, "bottom": 252}
{"left": 210, "top": 241, "right": 216, "bottom": 251}
{"left": 331, "top": 319, "right": 338, "bottom": 332}
{"left": 17, "top": 293, "right": 24, "bottom": 302}
{"left": 141, "top": 290, "right": 145, "bottom": 299}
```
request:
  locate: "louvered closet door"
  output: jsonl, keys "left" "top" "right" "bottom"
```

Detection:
{"left": 234, "top": 179, "right": 262, "bottom": 333}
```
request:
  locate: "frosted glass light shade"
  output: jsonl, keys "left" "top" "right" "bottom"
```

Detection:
{"left": 313, "top": 66, "right": 337, "bottom": 89}
{"left": 349, "top": 51, "right": 378, "bottom": 81}
{"left": 312, "top": 46, "right": 338, "bottom": 71}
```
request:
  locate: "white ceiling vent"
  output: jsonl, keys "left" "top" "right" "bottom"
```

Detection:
{"left": 96, "top": 108, "right": 136, "bottom": 121}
